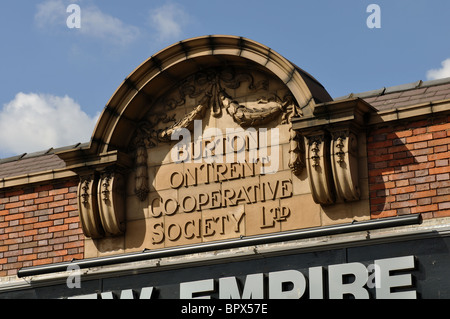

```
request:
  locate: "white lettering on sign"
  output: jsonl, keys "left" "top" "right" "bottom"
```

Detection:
{"left": 374, "top": 256, "right": 416, "bottom": 299}
{"left": 219, "top": 273, "right": 264, "bottom": 299}
{"left": 67, "top": 255, "right": 416, "bottom": 299}
{"left": 179, "top": 255, "right": 416, "bottom": 299}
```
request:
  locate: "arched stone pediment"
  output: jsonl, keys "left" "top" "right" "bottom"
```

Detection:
{"left": 89, "top": 35, "right": 331, "bottom": 156}
{"left": 56, "top": 36, "right": 373, "bottom": 251}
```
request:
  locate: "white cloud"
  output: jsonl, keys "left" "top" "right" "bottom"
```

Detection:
{"left": 0, "top": 92, "right": 98, "bottom": 157}
{"left": 35, "top": 0, "right": 140, "bottom": 46}
{"left": 426, "top": 58, "right": 450, "bottom": 80}
{"left": 150, "top": 3, "right": 190, "bottom": 42}
{"left": 35, "top": 0, "right": 67, "bottom": 29}
{"left": 78, "top": 5, "right": 140, "bottom": 45}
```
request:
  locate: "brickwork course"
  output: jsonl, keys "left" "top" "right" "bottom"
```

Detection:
{"left": 0, "top": 77, "right": 449, "bottom": 277}
{"left": 368, "top": 115, "right": 450, "bottom": 218}
{"left": 0, "top": 179, "right": 84, "bottom": 277}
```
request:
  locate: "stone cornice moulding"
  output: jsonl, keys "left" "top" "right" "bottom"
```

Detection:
{"left": 0, "top": 169, "right": 77, "bottom": 189}
{"left": 292, "top": 98, "right": 376, "bottom": 131}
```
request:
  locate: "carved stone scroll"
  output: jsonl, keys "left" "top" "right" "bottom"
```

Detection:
{"left": 98, "top": 171, "right": 126, "bottom": 236}
{"left": 77, "top": 174, "right": 104, "bottom": 238}
{"left": 305, "top": 132, "right": 335, "bottom": 205}
{"left": 292, "top": 98, "right": 377, "bottom": 205}
{"left": 330, "top": 129, "right": 360, "bottom": 202}
{"left": 76, "top": 170, "right": 127, "bottom": 238}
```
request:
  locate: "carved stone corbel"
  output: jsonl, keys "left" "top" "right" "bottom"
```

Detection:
{"left": 77, "top": 169, "right": 127, "bottom": 238}
{"left": 97, "top": 170, "right": 126, "bottom": 236}
{"left": 77, "top": 174, "right": 104, "bottom": 238}
{"left": 292, "top": 98, "right": 376, "bottom": 206}
{"left": 305, "top": 132, "right": 335, "bottom": 205}
{"left": 330, "top": 129, "right": 360, "bottom": 202}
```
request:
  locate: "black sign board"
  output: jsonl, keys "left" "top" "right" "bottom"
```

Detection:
{"left": 1, "top": 234, "right": 450, "bottom": 299}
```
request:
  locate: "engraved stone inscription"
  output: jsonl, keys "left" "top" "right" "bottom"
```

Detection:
{"left": 149, "top": 159, "right": 294, "bottom": 246}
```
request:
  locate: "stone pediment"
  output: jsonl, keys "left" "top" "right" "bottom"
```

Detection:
{"left": 55, "top": 35, "right": 374, "bottom": 255}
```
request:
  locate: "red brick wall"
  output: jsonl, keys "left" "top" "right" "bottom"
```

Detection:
{"left": 0, "top": 115, "right": 448, "bottom": 277}
{"left": 368, "top": 115, "right": 450, "bottom": 219}
{"left": 0, "top": 179, "right": 84, "bottom": 276}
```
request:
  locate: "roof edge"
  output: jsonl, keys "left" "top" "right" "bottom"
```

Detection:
{"left": 335, "top": 76, "right": 450, "bottom": 100}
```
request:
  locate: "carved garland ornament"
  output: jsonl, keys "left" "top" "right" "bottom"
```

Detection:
{"left": 131, "top": 67, "right": 307, "bottom": 201}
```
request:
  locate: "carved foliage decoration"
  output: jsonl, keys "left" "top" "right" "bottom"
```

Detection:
{"left": 131, "top": 67, "right": 306, "bottom": 201}
{"left": 133, "top": 67, "right": 297, "bottom": 147}
{"left": 133, "top": 140, "right": 150, "bottom": 202}
{"left": 287, "top": 125, "right": 305, "bottom": 176}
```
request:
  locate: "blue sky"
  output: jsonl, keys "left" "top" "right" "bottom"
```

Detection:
{"left": 1, "top": 0, "right": 450, "bottom": 158}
